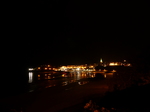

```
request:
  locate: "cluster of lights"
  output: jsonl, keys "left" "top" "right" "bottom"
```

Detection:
{"left": 60, "top": 65, "right": 87, "bottom": 71}
{"left": 61, "top": 66, "right": 86, "bottom": 69}
{"left": 60, "top": 66, "right": 95, "bottom": 72}
{"left": 109, "top": 62, "right": 119, "bottom": 66}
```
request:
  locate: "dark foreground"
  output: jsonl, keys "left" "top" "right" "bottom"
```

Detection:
{"left": 1, "top": 69, "right": 150, "bottom": 112}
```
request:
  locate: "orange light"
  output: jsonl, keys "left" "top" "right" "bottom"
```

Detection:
{"left": 48, "top": 76, "right": 51, "bottom": 79}
{"left": 109, "top": 62, "right": 118, "bottom": 66}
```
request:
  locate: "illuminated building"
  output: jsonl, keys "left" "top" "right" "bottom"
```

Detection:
{"left": 59, "top": 64, "right": 95, "bottom": 72}
{"left": 109, "top": 62, "right": 119, "bottom": 66}
{"left": 108, "top": 60, "right": 131, "bottom": 66}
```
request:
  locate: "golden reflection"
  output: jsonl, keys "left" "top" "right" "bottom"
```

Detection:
{"left": 106, "top": 73, "right": 113, "bottom": 75}
{"left": 49, "top": 85, "right": 52, "bottom": 87}
{"left": 112, "top": 70, "right": 116, "bottom": 72}
{"left": 38, "top": 74, "right": 40, "bottom": 78}
{"left": 104, "top": 69, "right": 107, "bottom": 72}
{"left": 78, "top": 81, "right": 88, "bottom": 85}
{"left": 71, "top": 80, "right": 75, "bottom": 83}
{"left": 48, "top": 76, "right": 51, "bottom": 79}
{"left": 62, "top": 81, "right": 68, "bottom": 86}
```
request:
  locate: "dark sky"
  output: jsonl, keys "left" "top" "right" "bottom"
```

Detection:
{"left": 4, "top": 0, "right": 150, "bottom": 67}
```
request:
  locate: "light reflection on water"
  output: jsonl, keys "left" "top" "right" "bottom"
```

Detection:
{"left": 28, "top": 71, "right": 114, "bottom": 92}
{"left": 78, "top": 81, "right": 89, "bottom": 85}
{"left": 62, "top": 81, "right": 68, "bottom": 86}
{"left": 28, "top": 72, "right": 33, "bottom": 83}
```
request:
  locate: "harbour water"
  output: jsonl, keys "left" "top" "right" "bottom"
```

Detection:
{"left": 0, "top": 69, "right": 115, "bottom": 101}
{"left": 27, "top": 71, "right": 114, "bottom": 93}
{"left": 0, "top": 70, "right": 116, "bottom": 112}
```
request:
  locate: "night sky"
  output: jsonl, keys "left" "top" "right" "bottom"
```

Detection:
{"left": 3, "top": 0, "right": 150, "bottom": 68}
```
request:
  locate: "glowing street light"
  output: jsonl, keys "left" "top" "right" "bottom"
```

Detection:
{"left": 28, "top": 68, "right": 34, "bottom": 71}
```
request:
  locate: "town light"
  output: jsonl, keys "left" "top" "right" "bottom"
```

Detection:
{"left": 109, "top": 62, "right": 118, "bottom": 66}
{"left": 28, "top": 68, "right": 34, "bottom": 71}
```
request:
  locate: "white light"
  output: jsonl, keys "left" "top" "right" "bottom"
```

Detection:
{"left": 76, "top": 68, "right": 80, "bottom": 70}
{"left": 28, "top": 72, "right": 33, "bottom": 83}
{"left": 62, "top": 81, "right": 68, "bottom": 86}
{"left": 78, "top": 82, "right": 81, "bottom": 85}
{"left": 28, "top": 68, "right": 34, "bottom": 71}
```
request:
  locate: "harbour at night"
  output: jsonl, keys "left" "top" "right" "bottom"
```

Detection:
{"left": 1, "top": 0, "right": 150, "bottom": 112}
